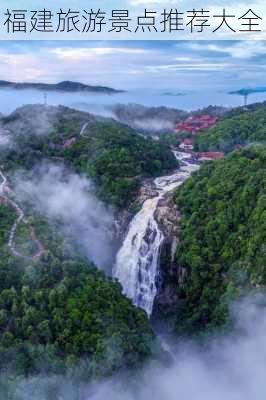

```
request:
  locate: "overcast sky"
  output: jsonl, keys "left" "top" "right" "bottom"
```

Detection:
{"left": 0, "top": 40, "right": 265, "bottom": 91}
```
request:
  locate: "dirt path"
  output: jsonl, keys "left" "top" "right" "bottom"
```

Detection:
{"left": 0, "top": 168, "right": 45, "bottom": 260}
{"left": 80, "top": 122, "right": 89, "bottom": 137}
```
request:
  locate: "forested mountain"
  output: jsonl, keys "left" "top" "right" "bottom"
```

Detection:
{"left": 0, "top": 105, "right": 177, "bottom": 208}
{"left": 0, "top": 104, "right": 170, "bottom": 382}
{"left": 63, "top": 124, "right": 177, "bottom": 207}
{"left": 171, "top": 145, "right": 266, "bottom": 334}
{"left": 109, "top": 103, "right": 188, "bottom": 134}
{"left": 0, "top": 203, "right": 155, "bottom": 379}
{"left": 1, "top": 99, "right": 266, "bottom": 396}
{"left": 194, "top": 103, "right": 266, "bottom": 152}
{"left": 0, "top": 80, "right": 122, "bottom": 94}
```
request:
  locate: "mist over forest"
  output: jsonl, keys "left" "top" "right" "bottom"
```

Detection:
{"left": 2, "top": 297, "right": 266, "bottom": 400}
{"left": 0, "top": 82, "right": 265, "bottom": 400}
{"left": 14, "top": 162, "right": 116, "bottom": 271}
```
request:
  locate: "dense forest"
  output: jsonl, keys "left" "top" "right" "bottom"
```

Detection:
{"left": 63, "top": 121, "right": 177, "bottom": 207}
{"left": 171, "top": 145, "right": 266, "bottom": 334}
{"left": 0, "top": 204, "right": 155, "bottom": 380}
{"left": 194, "top": 103, "right": 266, "bottom": 152}
{"left": 0, "top": 105, "right": 177, "bottom": 208}
{"left": 0, "top": 104, "right": 168, "bottom": 388}
{"left": 1, "top": 101, "right": 266, "bottom": 396}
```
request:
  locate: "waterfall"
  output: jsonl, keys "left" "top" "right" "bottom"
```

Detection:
{"left": 113, "top": 196, "right": 163, "bottom": 316}
{"left": 113, "top": 151, "right": 199, "bottom": 316}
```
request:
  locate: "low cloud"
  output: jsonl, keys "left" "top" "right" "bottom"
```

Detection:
{"left": 14, "top": 162, "right": 116, "bottom": 271}
{"left": 147, "top": 63, "right": 233, "bottom": 73}
{"left": 132, "top": 117, "right": 175, "bottom": 132}
{"left": 0, "top": 130, "right": 11, "bottom": 146}
{"left": 51, "top": 47, "right": 146, "bottom": 61}
{"left": 190, "top": 41, "right": 266, "bottom": 60}
{"left": 88, "top": 295, "right": 266, "bottom": 400}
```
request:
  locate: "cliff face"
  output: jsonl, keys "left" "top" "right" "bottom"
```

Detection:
{"left": 114, "top": 169, "right": 190, "bottom": 319}
{"left": 114, "top": 177, "right": 184, "bottom": 317}
{"left": 114, "top": 178, "right": 158, "bottom": 241}
{"left": 153, "top": 193, "right": 184, "bottom": 318}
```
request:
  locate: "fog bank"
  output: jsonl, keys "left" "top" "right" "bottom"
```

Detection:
{"left": 89, "top": 295, "right": 266, "bottom": 400}
{"left": 14, "top": 162, "right": 116, "bottom": 271}
{"left": 0, "top": 87, "right": 265, "bottom": 116}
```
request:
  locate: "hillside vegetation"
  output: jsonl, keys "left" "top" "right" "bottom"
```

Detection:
{"left": 0, "top": 104, "right": 162, "bottom": 381}
{"left": 173, "top": 145, "right": 266, "bottom": 334}
{"left": 63, "top": 120, "right": 177, "bottom": 207}
{"left": 194, "top": 104, "right": 266, "bottom": 152}
{"left": 0, "top": 206, "right": 155, "bottom": 379}
{"left": 0, "top": 105, "right": 177, "bottom": 208}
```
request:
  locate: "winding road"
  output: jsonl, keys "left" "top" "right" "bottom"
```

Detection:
{"left": 0, "top": 168, "right": 44, "bottom": 260}
{"left": 0, "top": 121, "right": 90, "bottom": 259}
{"left": 80, "top": 122, "right": 89, "bottom": 137}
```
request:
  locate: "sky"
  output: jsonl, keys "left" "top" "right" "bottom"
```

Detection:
{"left": 0, "top": 40, "right": 266, "bottom": 91}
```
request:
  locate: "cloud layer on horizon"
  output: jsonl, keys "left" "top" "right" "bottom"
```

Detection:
{"left": 0, "top": 40, "right": 266, "bottom": 91}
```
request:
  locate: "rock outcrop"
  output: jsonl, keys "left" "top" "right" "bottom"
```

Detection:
{"left": 153, "top": 193, "right": 184, "bottom": 318}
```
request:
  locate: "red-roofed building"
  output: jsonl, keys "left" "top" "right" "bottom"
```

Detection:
{"left": 179, "top": 138, "right": 193, "bottom": 150}
{"left": 175, "top": 115, "right": 218, "bottom": 135}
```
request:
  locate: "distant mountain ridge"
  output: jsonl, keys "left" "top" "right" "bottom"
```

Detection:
{"left": 229, "top": 87, "right": 266, "bottom": 96}
{"left": 0, "top": 80, "right": 123, "bottom": 94}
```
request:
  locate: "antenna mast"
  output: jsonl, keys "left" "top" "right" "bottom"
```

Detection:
{"left": 43, "top": 92, "right": 47, "bottom": 106}
{"left": 244, "top": 93, "right": 248, "bottom": 107}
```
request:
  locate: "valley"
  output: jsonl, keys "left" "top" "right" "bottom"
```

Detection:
{"left": 0, "top": 100, "right": 265, "bottom": 398}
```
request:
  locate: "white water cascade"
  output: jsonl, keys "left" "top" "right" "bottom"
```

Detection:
{"left": 113, "top": 151, "right": 199, "bottom": 316}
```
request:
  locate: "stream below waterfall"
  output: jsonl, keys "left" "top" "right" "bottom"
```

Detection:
{"left": 113, "top": 151, "right": 199, "bottom": 316}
